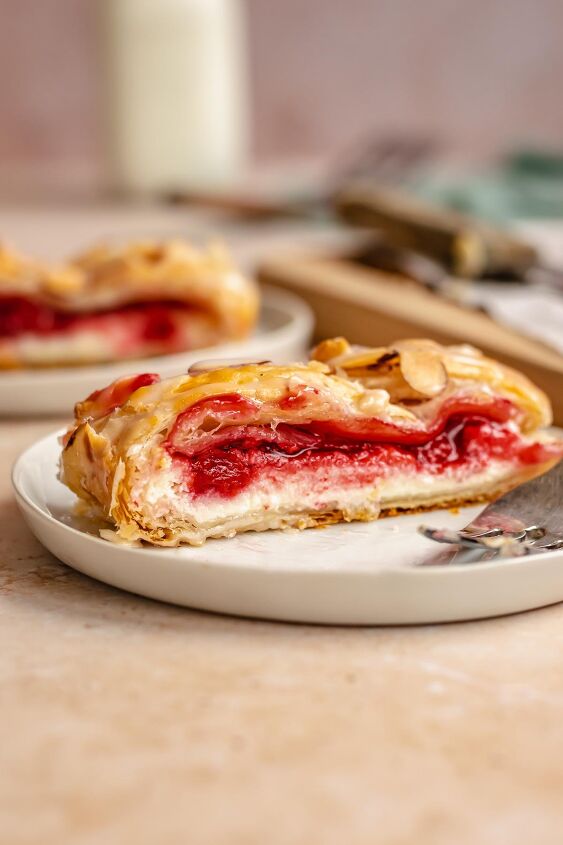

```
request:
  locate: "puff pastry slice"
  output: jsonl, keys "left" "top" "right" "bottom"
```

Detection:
{"left": 0, "top": 240, "right": 258, "bottom": 368}
{"left": 60, "top": 338, "right": 563, "bottom": 546}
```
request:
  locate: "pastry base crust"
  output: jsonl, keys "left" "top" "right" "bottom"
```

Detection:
{"left": 103, "top": 458, "right": 560, "bottom": 547}
{"left": 380, "top": 458, "right": 559, "bottom": 516}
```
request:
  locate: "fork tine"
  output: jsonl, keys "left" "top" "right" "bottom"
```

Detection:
{"left": 418, "top": 523, "right": 559, "bottom": 556}
{"left": 459, "top": 527, "right": 504, "bottom": 539}
{"left": 418, "top": 525, "right": 462, "bottom": 544}
{"left": 530, "top": 537, "right": 563, "bottom": 550}
{"left": 524, "top": 525, "right": 546, "bottom": 540}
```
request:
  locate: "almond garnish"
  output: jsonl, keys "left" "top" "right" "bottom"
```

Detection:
{"left": 310, "top": 337, "right": 351, "bottom": 362}
{"left": 394, "top": 339, "right": 448, "bottom": 397}
{"left": 188, "top": 358, "right": 272, "bottom": 375}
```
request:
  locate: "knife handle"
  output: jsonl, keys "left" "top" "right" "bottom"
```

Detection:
{"left": 336, "top": 186, "right": 538, "bottom": 279}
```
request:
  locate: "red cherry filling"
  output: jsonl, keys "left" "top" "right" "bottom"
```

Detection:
{"left": 0, "top": 295, "right": 197, "bottom": 345}
{"left": 166, "top": 395, "right": 562, "bottom": 500}
{"left": 82, "top": 373, "right": 160, "bottom": 421}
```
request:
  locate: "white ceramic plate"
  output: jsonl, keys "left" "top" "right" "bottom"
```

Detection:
{"left": 0, "top": 286, "right": 313, "bottom": 416}
{"left": 13, "top": 431, "right": 563, "bottom": 625}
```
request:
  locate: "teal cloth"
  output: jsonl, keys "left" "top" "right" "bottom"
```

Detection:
{"left": 411, "top": 149, "right": 563, "bottom": 222}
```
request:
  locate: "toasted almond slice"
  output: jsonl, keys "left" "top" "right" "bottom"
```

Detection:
{"left": 338, "top": 348, "right": 398, "bottom": 370}
{"left": 395, "top": 339, "right": 448, "bottom": 397}
{"left": 311, "top": 338, "right": 402, "bottom": 371}
{"left": 310, "top": 337, "right": 351, "bottom": 362}
{"left": 447, "top": 343, "right": 483, "bottom": 357}
{"left": 188, "top": 358, "right": 271, "bottom": 375}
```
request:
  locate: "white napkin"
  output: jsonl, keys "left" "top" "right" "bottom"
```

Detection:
{"left": 474, "top": 283, "right": 563, "bottom": 355}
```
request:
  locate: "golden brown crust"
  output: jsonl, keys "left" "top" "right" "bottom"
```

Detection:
{"left": 59, "top": 336, "right": 560, "bottom": 546}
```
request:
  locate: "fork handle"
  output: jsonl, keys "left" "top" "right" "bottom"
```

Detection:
{"left": 336, "top": 186, "right": 538, "bottom": 279}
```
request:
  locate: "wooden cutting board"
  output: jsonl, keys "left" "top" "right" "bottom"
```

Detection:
{"left": 259, "top": 252, "right": 563, "bottom": 424}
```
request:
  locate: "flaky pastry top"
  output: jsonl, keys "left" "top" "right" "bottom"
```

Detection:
{"left": 59, "top": 337, "right": 555, "bottom": 532}
{"left": 66, "top": 336, "right": 551, "bottom": 453}
{"left": 0, "top": 239, "right": 258, "bottom": 336}
{"left": 310, "top": 337, "right": 551, "bottom": 432}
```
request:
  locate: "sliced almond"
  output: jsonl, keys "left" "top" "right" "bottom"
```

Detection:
{"left": 338, "top": 348, "right": 398, "bottom": 370}
{"left": 310, "top": 337, "right": 350, "bottom": 362}
{"left": 310, "top": 338, "right": 403, "bottom": 372}
{"left": 188, "top": 358, "right": 271, "bottom": 375}
{"left": 394, "top": 340, "right": 448, "bottom": 397}
{"left": 447, "top": 343, "right": 482, "bottom": 357}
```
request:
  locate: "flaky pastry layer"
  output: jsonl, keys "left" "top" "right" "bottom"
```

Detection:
{"left": 60, "top": 337, "right": 561, "bottom": 546}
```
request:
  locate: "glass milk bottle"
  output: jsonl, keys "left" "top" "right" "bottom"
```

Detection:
{"left": 102, "top": 0, "right": 249, "bottom": 193}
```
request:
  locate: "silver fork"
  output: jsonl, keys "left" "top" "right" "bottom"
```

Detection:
{"left": 418, "top": 461, "right": 563, "bottom": 561}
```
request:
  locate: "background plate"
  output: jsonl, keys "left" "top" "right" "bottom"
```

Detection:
{"left": 12, "top": 431, "right": 563, "bottom": 625}
{"left": 0, "top": 285, "right": 312, "bottom": 416}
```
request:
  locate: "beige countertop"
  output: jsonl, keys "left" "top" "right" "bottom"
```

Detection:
{"left": 1, "top": 206, "right": 563, "bottom": 843}
{"left": 3, "top": 418, "right": 563, "bottom": 845}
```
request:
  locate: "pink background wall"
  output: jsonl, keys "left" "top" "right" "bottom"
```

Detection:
{"left": 0, "top": 0, "right": 562, "bottom": 177}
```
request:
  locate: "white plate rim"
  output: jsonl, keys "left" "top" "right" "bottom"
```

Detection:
{"left": 12, "top": 429, "right": 563, "bottom": 581}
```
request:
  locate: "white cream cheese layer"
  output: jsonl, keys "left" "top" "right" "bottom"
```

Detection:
{"left": 127, "top": 445, "right": 519, "bottom": 541}
{"left": 2, "top": 311, "right": 219, "bottom": 366}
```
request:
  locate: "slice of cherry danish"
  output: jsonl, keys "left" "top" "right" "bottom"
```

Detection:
{"left": 60, "top": 338, "right": 563, "bottom": 546}
{"left": 0, "top": 240, "right": 258, "bottom": 368}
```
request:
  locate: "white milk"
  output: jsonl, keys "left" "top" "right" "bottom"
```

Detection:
{"left": 102, "top": 0, "right": 249, "bottom": 193}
